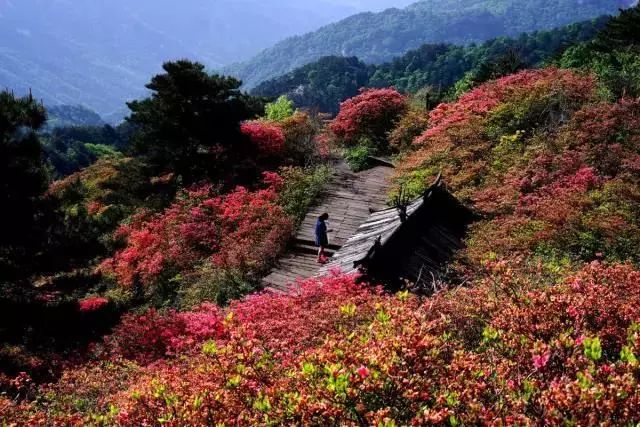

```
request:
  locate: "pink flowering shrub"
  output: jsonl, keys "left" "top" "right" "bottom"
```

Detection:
{"left": 78, "top": 297, "right": 109, "bottom": 313}
{"left": 100, "top": 177, "right": 293, "bottom": 288}
{"left": 7, "top": 264, "right": 640, "bottom": 425}
{"left": 393, "top": 68, "right": 640, "bottom": 270}
{"left": 103, "top": 303, "right": 225, "bottom": 364}
{"left": 331, "top": 88, "right": 407, "bottom": 150}
{"left": 241, "top": 120, "right": 286, "bottom": 154}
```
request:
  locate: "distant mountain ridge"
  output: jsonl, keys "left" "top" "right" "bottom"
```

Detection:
{"left": 45, "top": 105, "right": 105, "bottom": 130}
{"left": 251, "top": 18, "right": 608, "bottom": 114}
{"left": 226, "top": 0, "right": 634, "bottom": 89}
{"left": 0, "top": 0, "right": 408, "bottom": 122}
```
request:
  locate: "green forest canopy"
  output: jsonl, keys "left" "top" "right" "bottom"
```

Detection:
{"left": 252, "top": 17, "right": 608, "bottom": 114}
{"left": 228, "top": 0, "right": 631, "bottom": 88}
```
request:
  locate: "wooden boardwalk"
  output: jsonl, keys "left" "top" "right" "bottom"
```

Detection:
{"left": 262, "top": 162, "right": 394, "bottom": 291}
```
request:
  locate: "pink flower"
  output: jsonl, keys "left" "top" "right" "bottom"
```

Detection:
{"left": 87, "top": 201, "right": 104, "bottom": 215}
{"left": 241, "top": 121, "right": 285, "bottom": 154}
{"left": 532, "top": 352, "right": 550, "bottom": 370}
{"left": 78, "top": 297, "right": 109, "bottom": 313}
{"left": 567, "top": 305, "right": 579, "bottom": 318}
{"left": 600, "top": 364, "right": 614, "bottom": 375}
{"left": 356, "top": 365, "right": 370, "bottom": 379}
{"left": 575, "top": 335, "right": 585, "bottom": 346}
{"left": 262, "top": 171, "right": 285, "bottom": 191}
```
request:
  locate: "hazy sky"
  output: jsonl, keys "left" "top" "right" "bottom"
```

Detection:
{"left": 325, "top": 0, "right": 418, "bottom": 11}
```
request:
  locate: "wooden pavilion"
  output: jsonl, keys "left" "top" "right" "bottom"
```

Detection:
{"left": 319, "top": 175, "right": 474, "bottom": 292}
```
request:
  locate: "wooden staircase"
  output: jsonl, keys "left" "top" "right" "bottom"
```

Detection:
{"left": 262, "top": 162, "right": 394, "bottom": 291}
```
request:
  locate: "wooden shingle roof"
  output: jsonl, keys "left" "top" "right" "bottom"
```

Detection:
{"left": 319, "top": 175, "right": 473, "bottom": 291}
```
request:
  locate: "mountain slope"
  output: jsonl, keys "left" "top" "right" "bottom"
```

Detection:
{"left": 45, "top": 105, "right": 105, "bottom": 130}
{"left": 252, "top": 18, "right": 607, "bottom": 114}
{"left": 0, "top": 0, "right": 405, "bottom": 122}
{"left": 226, "top": 0, "right": 633, "bottom": 88}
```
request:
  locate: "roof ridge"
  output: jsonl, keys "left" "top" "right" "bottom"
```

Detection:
{"left": 365, "top": 172, "right": 443, "bottom": 261}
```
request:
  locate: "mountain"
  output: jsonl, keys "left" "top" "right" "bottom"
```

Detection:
{"left": 226, "top": 0, "right": 634, "bottom": 89}
{"left": 0, "top": 0, "right": 407, "bottom": 122}
{"left": 45, "top": 105, "right": 105, "bottom": 130}
{"left": 252, "top": 18, "right": 608, "bottom": 114}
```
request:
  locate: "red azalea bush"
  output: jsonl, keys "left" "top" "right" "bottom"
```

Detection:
{"left": 331, "top": 88, "right": 407, "bottom": 150}
{"left": 100, "top": 178, "right": 293, "bottom": 288}
{"left": 241, "top": 120, "right": 286, "bottom": 155}
{"left": 78, "top": 296, "right": 110, "bottom": 313}
{"left": 102, "top": 303, "right": 225, "bottom": 364}
{"left": 467, "top": 101, "right": 640, "bottom": 268}
{"left": 7, "top": 264, "right": 640, "bottom": 425}
{"left": 394, "top": 68, "right": 640, "bottom": 270}
{"left": 417, "top": 68, "right": 597, "bottom": 144}
{"left": 400, "top": 69, "right": 598, "bottom": 197}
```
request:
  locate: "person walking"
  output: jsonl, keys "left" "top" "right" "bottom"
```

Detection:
{"left": 315, "top": 213, "right": 331, "bottom": 263}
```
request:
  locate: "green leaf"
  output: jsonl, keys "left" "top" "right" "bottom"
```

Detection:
{"left": 620, "top": 345, "right": 637, "bottom": 365}
{"left": 376, "top": 309, "right": 391, "bottom": 324}
{"left": 202, "top": 340, "right": 219, "bottom": 357}
{"left": 583, "top": 337, "right": 602, "bottom": 361}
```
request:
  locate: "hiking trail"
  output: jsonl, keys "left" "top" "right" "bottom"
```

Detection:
{"left": 262, "top": 161, "right": 394, "bottom": 291}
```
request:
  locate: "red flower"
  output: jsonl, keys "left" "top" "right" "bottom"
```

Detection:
{"left": 356, "top": 365, "right": 370, "bottom": 379}
{"left": 532, "top": 351, "right": 550, "bottom": 370}
{"left": 101, "top": 183, "right": 292, "bottom": 287}
{"left": 78, "top": 297, "right": 109, "bottom": 313}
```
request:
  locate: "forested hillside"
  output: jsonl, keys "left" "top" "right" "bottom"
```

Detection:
{"left": 227, "top": 0, "right": 632, "bottom": 88}
{"left": 253, "top": 18, "right": 607, "bottom": 114}
{"left": 44, "top": 105, "right": 105, "bottom": 129}
{"left": 3, "top": 4, "right": 640, "bottom": 425}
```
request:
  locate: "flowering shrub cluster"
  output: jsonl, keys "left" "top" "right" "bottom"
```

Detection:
{"left": 279, "top": 111, "right": 328, "bottom": 164}
{"left": 394, "top": 68, "right": 640, "bottom": 271}
{"left": 241, "top": 120, "right": 286, "bottom": 155}
{"left": 48, "top": 157, "right": 152, "bottom": 220}
{"left": 388, "top": 105, "right": 431, "bottom": 150}
{"left": 417, "top": 68, "right": 596, "bottom": 144}
{"left": 102, "top": 303, "right": 225, "bottom": 364}
{"left": 5, "top": 263, "right": 640, "bottom": 424}
{"left": 100, "top": 178, "right": 292, "bottom": 289}
{"left": 77, "top": 296, "right": 110, "bottom": 313}
{"left": 242, "top": 113, "right": 328, "bottom": 166}
{"left": 331, "top": 88, "right": 407, "bottom": 150}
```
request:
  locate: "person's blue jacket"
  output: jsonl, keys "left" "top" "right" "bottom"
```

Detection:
{"left": 315, "top": 219, "right": 328, "bottom": 247}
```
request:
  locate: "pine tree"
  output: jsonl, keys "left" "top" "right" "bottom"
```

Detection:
{"left": 0, "top": 90, "right": 49, "bottom": 281}
{"left": 127, "top": 60, "right": 264, "bottom": 185}
{"left": 595, "top": 4, "right": 640, "bottom": 52}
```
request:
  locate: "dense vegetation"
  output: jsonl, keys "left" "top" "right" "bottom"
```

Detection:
{"left": 0, "top": 59, "right": 331, "bottom": 401}
{"left": 4, "top": 6, "right": 640, "bottom": 425}
{"left": 253, "top": 18, "right": 607, "bottom": 114}
{"left": 228, "top": 0, "right": 630, "bottom": 88}
{"left": 254, "top": 56, "right": 371, "bottom": 115}
{"left": 41, "top": 124, "right": 131, "bottom": 179}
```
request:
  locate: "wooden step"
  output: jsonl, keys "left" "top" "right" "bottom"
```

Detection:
{"left": 294, "top": 238, "right": 341, "bottom": 251}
